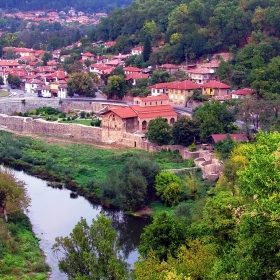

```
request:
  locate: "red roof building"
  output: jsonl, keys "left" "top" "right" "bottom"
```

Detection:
{"left": 202, "top": 80, "right": 231, "bottom": 97}
{"left": 231, "top": 88, "right": 254, "bottom": 99}
{"left": 101, "top": 95, "right": 177, "bottom": 143}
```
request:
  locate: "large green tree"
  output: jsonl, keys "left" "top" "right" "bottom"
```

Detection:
{"left": 67, "top": 72, "right": 99, "bottom": 97}
{"left": 138, "top": 211, "right": 188, "bottom": 260}
{"left": 172, "top": 116, "right": 200, "bottom": 146}
{"left": 52, "top": 214, "right": 128, "bottom": 280}
{"left": 193, "top": 100, "right": 236, "bottom": 142}
{"left": 106, "top": 75, "right": 126, "bottom": 99}
{"left": 146, "top": 117, "right": 172, "bottom": 145}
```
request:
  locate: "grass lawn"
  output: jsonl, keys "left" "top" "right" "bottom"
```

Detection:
{"left": 60, "top": 119, "right": 93, "bottom": 126}
{"left": 0, "top": 90, "right": 10, "bottom": 97}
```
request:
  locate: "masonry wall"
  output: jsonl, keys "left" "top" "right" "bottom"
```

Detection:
{"left": 0, "top": 99, "right": 123, "bottom": 115}
{"left": 0, "top": 114, "right": 102, "bottom": 141}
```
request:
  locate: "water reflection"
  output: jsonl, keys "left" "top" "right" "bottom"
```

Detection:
{"left": 12, "top": 170, "right": 149, "bottom": 279}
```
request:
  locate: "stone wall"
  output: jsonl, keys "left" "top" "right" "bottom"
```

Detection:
{"left": 0, "top": 99, "right": 126, "bottom": 115}
{"left": 0, "top": 114, "right": 102, "bottom": 141}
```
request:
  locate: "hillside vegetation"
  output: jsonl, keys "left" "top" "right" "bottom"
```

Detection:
{"left": 0, "top": 0, "right": 133, "bottom": 13}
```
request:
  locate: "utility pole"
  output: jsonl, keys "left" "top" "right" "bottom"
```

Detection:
{"left": 185, "top": 53, "right": 188, "bottom": 67}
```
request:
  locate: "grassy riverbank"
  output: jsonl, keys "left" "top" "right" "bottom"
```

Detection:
{"left": 0, "top": 213, "right": 50, "bottom": 280}
{"left": 0, "top": 130, "right": 194, "bottom": 205}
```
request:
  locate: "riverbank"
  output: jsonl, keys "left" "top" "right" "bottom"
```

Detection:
{"left": 0, "top": 130, "right": 194, "bottom": 209}
{"left": 0, "top": 213, "right": 50, "bottom": 280}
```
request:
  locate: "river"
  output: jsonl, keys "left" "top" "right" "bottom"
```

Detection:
{"left": 13, "top": 170, "right": 149, "bottom": 279}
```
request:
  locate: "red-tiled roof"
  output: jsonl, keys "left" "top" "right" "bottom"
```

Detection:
{"left": 166, "top": 80, "right": 201, "bottom": 90}
{"left": 109, "top": 107, "right": 137, "bottom": 118}
{"left": 135, "top": 95, "right": 169, "bottom": 102}
{"left": 0, "top": 61, "right": 20, "bottom": 66}
{"left": 212, "top": 134, "right": 248, "bottom": 143}
{"left": 203, "top": 80, "right": 230, "bottom": 89}
{"left": 124, "top": 66, "right": 141, "bottom": 72}
{"left": 232, "top": 88, "right": 254, "bottom": 96}
{"left": 82, "top": 52, "right": 95, "bottom": 57}
{"left": 131, "top": 104, "right": 177, "bottom": 119}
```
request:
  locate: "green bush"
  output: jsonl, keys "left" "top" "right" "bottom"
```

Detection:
{"left": 188, "top": 143, "right": 198, "bottom": 152}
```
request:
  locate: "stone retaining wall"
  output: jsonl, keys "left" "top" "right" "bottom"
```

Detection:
{"left": 0, "top": 114, "right": 102, "bottom": 141}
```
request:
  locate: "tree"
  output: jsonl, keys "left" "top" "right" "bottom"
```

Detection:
{"left": 134, "top": 239, "right": 217, "bottom": 280}
{"left": 151, "top": 70, "right": 170, "bottom": 84}
{"left": 101, "top": 157, "right": 160, "bottom": 210}
{"left": 67, "top": 72, "right": 98, "bottom": 97}
{"left": 52, "top": 214, "right": 128, "bottom": 280}
{"left": 193, "top": 100, "right": 236, "bottom": 142}
{"left": 146, "top": 117, "right": 172, "bottom": 145}
{"left": 42, "top": 51, "right": 52, "bottom": 66}
{"left": 214, "top": 134, "right": 238, "bottom": 160}
{"left": 106, "top": 75, "right": 126, "bottom": 99}
{"left": 143, "top": 36, "right": 152, "bottom": 62}
{"left": 138, "top": 211, "right": 188, "bottom": 260}
{"left": 155, "top": 171, "right": 182, "bottom": 205}
{"left": 0, "top": 168, "right": 30, "bottom": 221}
{"left": 7, "top": 74, "right": 21, "bottom": 89}
{"left": 0, "top": 76, "right": 3, "bottom": 85}
{"left": 172, "top": 116, "right": 200, "bottom": 146}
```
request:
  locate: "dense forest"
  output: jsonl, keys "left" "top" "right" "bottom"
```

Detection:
{"left": 0, "top": 0, "right": 133, "bottom": 13}
{"left": 90, "top": 0, "right": 280, "bottom": 63}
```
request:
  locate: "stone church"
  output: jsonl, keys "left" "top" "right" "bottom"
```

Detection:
{"left": 101, "top": 95, "right": 177, "bottom": 143}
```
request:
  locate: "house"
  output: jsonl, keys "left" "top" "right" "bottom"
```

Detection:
{"left": 123, "top": 66, "right": 142, "bottom": 75}
{"left": 40, "top": 85, "right": 51, "bottom": 98}
{"left": 58, "top": 83, "right": 68, "bottom": 99}
{"left": 131, "top": 46, "right": 143, "bottom": 56}
{"left": 104, "top": 41, "right": 116, "bottom": 49}
{"left": 158, "top": 64, "right": 179, "bottom": 75}
{"left": 149, "top": 83, "right": 169, "bottom": 96}
{"left": 134, "top": 94, "right": 169, "bottom": 106}
{"left": 81, "top": 52, "right": 95, "bottom": 61}
{"left": 202, "top": 80, "right": 231, "bottom": 97}
{"left": 188, "top": 68, "right": 215, "bottom": 84}
{"left": 2, "top": 47, "right": 35, "bottom": 58}
{"left": 25, "top": 78, "right": 43, "bottom": 93}
{"left": 126, "top": 73, "right": 149, "bottom": 86}
{"left": 166, "top": 80, "right": 201, "bottom": 105}
{"left": 231, "top": 88, "right": 254, "bottom": 99}
{"left": 101, "top": 95, "right": 177, "bottom": 144}
{"left": 104, "top": 59, "right": 122, "bottom": 67}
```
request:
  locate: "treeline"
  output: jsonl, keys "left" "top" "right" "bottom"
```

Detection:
{"left": 0, "top": 0, "right": 132, "bottom": 13}
{"left": 88, "top": 0, "right": 280, "bottom": 63}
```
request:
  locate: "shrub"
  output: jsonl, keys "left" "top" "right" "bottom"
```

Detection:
{"left": 188, "top": 143, "right": 198, "bottom": 152}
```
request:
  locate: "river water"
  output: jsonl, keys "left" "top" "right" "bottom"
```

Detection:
{"left": 13, "top": 170, "right": 149, "bottom": 279}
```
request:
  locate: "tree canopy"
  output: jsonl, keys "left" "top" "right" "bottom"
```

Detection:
{"left": 52, "top": 214, "right": 128, "bottom": 279}
{"left": 146, "top": 117, "right": 172, "bottom": 145}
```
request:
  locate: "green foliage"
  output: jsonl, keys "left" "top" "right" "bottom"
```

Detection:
{"left": 188, "top": 142, "right": 198, "bottom": 152}
{"left": 106, "top": 75, "right": 127, "bottom": 99}
{"left": 101, "top": 157, "right": 161, "bottom": 210}
{"left": 67, "top": 72, "right": 98, "bottom": 97}
{"left": 7, "top": 74, "right": 21, "bottom": 89}
{"left": 155, "top": 171, "right": 182, "bottom": 205}
{"left": 172, "top": 116, "right": 200, "bottom": 146}
{"left": 0, "top": 213, "right": 49, "bottom": 279}
{"left": 0, "top": 169, "right": 30, "bottom": 221}
{"left": 214, "top": 135, "right": 238, "bottom": 160}
{"left": 193, "top": 100, "right": 236, "bottom": 142}
{"left": 52, "top": 214, "right": 128, "bottom": 279}
{"left": 146, "top": 117, "right": 172, "bottom": 145}
{"left": 138, "top": 211, "right": 188, "bottom": 260}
